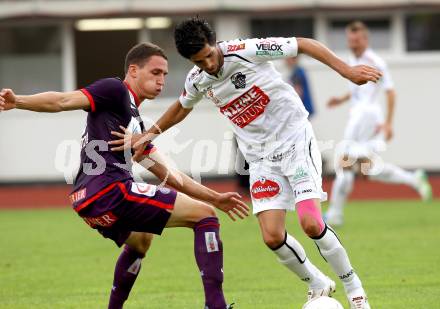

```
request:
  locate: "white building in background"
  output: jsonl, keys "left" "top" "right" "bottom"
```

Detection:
{"left": 0, "top": 0, "right": 440, "bottom": 182}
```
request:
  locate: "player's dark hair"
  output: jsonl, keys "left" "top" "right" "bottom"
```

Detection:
{"left": 124, "top": 42, "right": 167, "bottom": 74}
{"left": 174, "top": 17, "right": 216, "bottom": 59}
{"left": 346, "top": 20, "right": 368, "bottom": 33}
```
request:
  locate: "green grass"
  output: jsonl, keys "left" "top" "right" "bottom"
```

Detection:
{"left": 1, "top": 200, "right": 439, "bottom": 309}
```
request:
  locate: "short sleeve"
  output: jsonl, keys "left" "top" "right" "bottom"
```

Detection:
{"left": 178, "top": 68, "right": 204, "bottom": 109}
{"left": 222, "top": 37, "right": 298, "bottom": 63}
{"left": 80, "top": 78, "right": 126, "bottom": 112}
{"left": 377, "top": 61, "right": 394, "bottom": 90}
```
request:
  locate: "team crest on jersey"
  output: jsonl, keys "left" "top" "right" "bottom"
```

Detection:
{"left": 220, "top": 85, "right": 270, "bottom": 128}
{"left": 251, "top": 177, "right": 281, "bottom": 200}
{"left": 231, "top": 72, "right": 247, "bottom": 89}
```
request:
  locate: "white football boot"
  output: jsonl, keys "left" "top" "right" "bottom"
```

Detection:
{"left": 347, "top": 288, "right": 371, "bottom": 309}
{"left": 307, "top": 276, "right": 336, "bottom": 301}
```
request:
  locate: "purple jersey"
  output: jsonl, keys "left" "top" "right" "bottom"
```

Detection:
{"left": 70, "top": 78, "right": 154, "bottom": 212}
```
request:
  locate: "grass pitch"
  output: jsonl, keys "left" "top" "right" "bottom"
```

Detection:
{"left": 1, "top": 200, "right": 439, "bottom": 309}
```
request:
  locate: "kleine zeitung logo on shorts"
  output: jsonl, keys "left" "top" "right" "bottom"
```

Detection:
{"left": 251, "top": 177, "right": 281, "bottom": 199}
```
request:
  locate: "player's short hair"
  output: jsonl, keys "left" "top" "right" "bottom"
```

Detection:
{"left": 124, "top": 42, "right": 167, "bottom": 74}
{"left": 174, "top": 17, "right": 216, "bottom": 59}
{"left": 346, "top": 21, "right": 369, "bottom": 35}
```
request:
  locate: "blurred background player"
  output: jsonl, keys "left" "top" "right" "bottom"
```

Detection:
{"left": 286, "top": 56, "right": 315, "bottom": 118}
{"left": 325, "top": 21, "right": 433, "bottom": 227}
{"left": 110, "top": 17, "right": 383, "bottom": 309}
{"left": 0, "top": 42, "right": 248, "bottom": 309}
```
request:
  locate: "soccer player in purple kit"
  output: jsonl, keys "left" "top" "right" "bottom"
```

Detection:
{"left": 0, "top": 42, "right": 248, "bottom": 309}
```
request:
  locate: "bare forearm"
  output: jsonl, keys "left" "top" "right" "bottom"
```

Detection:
{"left": 171, "top": 170, "right": 219, "bottom": 204}
{"left": 340, "top": 93, "right": 351, "bottom": 103}
{"left": 16, "top": 92, "right": 66, "bottom": 112}
{"left": 146, "top": 159, "right": 218, "bottom": 203}
{"left": 297, "top": 38, "right": 350, "bottom": 79}
{"left": 385, "top": 89, "right": 396, "bottom": 124}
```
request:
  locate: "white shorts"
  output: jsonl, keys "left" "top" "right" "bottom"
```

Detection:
{"left": 341, "top": 104, "right": 386, "bottom": 159}
{"left": 248, "top": 122, "right": 327, "bottom": 215}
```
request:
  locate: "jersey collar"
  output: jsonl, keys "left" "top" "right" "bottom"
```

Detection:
{"left": 123, "top": 81, "right": 141, "bottom": 107}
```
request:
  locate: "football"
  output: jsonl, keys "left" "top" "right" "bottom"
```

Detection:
{"left": 302, "top": 296, "right": 344, "bottom": 309}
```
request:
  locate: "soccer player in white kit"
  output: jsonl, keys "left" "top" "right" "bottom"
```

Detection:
{"left": 110, "top": 18, "right": 382, "bottom": 309}
{"left": 325, "top": 21, "right": 433, "bottom": 227}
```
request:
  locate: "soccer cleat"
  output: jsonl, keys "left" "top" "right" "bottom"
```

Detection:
{"left": 324, "top": 209, "right": 344, "bottom": 227}
{"left": 307, "top": 276, "right": 336, "bottom": 301}
{"left": 414, "top": 169, "right": 433, "bottom": 202}
{"left": 347, "top": 288, "right": 371, "bottom": 309}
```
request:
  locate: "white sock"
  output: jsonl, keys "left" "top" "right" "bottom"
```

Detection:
{"left": 273, "top": 232, "right": 327, "bottom": 289}
{"left": 369, "top": 163, "right": 417, "bottom": 188}
{"left": 328, "top": 169, "right": 354, "bottom": 215}
{"left": 313, "top": 225, "right": 362, "bottom": 293}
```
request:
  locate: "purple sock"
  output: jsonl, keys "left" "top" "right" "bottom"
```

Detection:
{"left": 193, "top": 217, "right": 226, "bottom": 309}
{"left": 108, "top": 246, "right": 144, "bottom": 309}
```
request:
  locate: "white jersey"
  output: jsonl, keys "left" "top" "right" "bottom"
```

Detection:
{"left": 348, "top": 48, "right": 394, "bottom": 107}
{"left": 179, "top": 37, "right": 309, "bottom": 162}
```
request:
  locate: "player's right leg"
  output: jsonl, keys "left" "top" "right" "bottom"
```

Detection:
{"left": 165, "top": 192, "right": 229, "bottom": 309}
{"left": 108, "top": 232, "right": 153, "bottom": 309}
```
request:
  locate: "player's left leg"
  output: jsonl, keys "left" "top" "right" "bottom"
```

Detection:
{"left": 296, "top": 199, "right": 368, "bottom": 306}
{"left": 290, "top": 123, "right": 370, "bottom": 308}
{"left": 108, "top": 232, "right": 153, "bottom": 309}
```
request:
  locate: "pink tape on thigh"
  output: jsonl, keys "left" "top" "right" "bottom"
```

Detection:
{"left": 296, "top": 199, "right": 325, "bottom": 233}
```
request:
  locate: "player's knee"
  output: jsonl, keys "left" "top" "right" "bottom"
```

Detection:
{"left": 196, "top": 202, "right": 217, "bottom": 220}
{"left": 262, "top": 231, "right": 285, "bottom": 249}
{"left": 130, "top": 234, "right": 152, "bottom": 255}
{"left": 299, "top": 215, "right": 322, "bottom": 238}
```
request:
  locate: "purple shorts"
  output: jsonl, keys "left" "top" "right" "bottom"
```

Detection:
{"left": 74, "top": 180, "right": 177, "bottom": 247}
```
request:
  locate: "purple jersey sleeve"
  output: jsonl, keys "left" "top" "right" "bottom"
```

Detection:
{"left": 80, "top": 78, "right": 126, "bottom": 112}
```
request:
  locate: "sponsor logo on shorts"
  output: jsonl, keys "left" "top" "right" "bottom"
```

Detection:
{"left": 294, "top": 188, "right": 313, "bottom": 198}
{"left": 131, "top": 183, "right": 156, "bottom": 197}
{"left": 292, "top": 166, "right": 310, "bottom": 184}
{"left": 69, "top": 188, "right": 86, "bottom": 204}
{"left": 251, "top": 177, "right": 281, "bottom": 200}
{"left": 220, "top": 85, "right": 270, "bottom": 128}
{"left": 205, "top": 232, "right": 219, "bottom": 252}
{"left": 227, "top": 43, "right": 245, "bottom": 52}
{"left": 83, "top": 211, "right": 118, "bottom": 228}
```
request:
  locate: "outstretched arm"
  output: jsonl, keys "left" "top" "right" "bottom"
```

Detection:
{"left": 137, "top": 149, "right": 249, "bottom": 221}
{"left": 297, "top": 38, "right": 382, "bottom": 85}
{"left": 0, "top": 88, "right": 90, "bottom": 113}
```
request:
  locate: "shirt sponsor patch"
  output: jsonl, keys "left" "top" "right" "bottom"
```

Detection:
{"left": 220, "top": 85, "right": 270, "bottom": 128}
{"left": 131, "top": 182, "right": 156, "bottom": 197}
{"left": 205, "top": 232, "right": 219, "bottom": 252}
{"left": 251, "top": 177, "right": 281, "bottom": 200}
{"left": 256, "top": 39, "right": 283, "bottom": 56}
{"left": 227, "top": 43, "right": 246, "bottom": 52}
